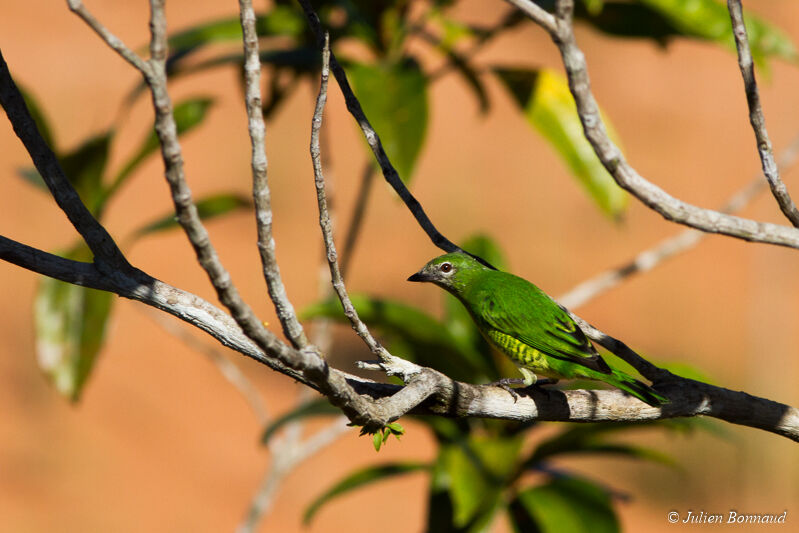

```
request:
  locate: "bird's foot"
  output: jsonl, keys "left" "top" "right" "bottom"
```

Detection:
{"left": 487, "top": 378, "right": 561, "bottom": 402}
{"left": 487, "top": 378, "right": 526, "bottom": 402}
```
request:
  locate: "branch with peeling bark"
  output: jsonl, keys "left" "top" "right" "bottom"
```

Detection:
{"left": 1, "top": 0, "right": 798, "bottom": 457}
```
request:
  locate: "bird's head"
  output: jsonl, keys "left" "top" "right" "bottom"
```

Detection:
{"left": 407, "top": 252, "right": 488, "bottom": 293}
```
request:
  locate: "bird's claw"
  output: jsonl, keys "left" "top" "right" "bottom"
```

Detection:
{"left": 487, "top": 378, "right": 561, "bottom": 402}
{"left": 487, "top": 378, "right": 525, "bottom": 402}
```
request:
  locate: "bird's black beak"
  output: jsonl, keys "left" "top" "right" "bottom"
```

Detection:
{"left": 407, "top": 271, "right": 428, "bottom": 282}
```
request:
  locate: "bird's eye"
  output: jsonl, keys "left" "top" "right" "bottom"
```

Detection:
{"left": 440, "top": 263, "right": 453, "bottom": 273}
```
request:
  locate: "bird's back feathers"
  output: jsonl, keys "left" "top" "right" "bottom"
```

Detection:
{"left": 461, "top": 270, "right": 612, "bottom": 375}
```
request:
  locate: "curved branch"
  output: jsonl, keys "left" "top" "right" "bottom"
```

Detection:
{"left": 504, "top": 0, "right": 799, "bottom": 250}
{"left": 559, "top": 133, "right": 799, "bottom": 309}
{"left": 2, "top": 234, "right": 799, "bottom": 441}
{"left": 727, "top": 0, "right": 799, "bottom": 227}
{"left": 0, "top": 49, "right": 130, "bottom": 272}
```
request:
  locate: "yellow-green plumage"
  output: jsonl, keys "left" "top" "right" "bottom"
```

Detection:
{"left": 485, "top": 330, "right": 554, "bottom": 375}
{"left": 408, "top": 252, "right": 666, "bottom": 407}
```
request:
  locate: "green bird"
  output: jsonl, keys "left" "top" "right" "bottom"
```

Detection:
{"left": 407, "top": 252, "right": 666, "bottom": 407}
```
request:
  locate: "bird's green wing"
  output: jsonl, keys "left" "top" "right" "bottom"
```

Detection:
{"left": 471, "top": 273, "right": 611, "bottom": 375}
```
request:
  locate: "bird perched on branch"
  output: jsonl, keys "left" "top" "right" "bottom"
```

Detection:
{"left": 407, "top": 252, "right": 666, "bottom": 407}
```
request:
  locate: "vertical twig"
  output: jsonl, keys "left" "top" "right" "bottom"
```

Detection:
{"left": 296, "top": 0, "right": 497, "bottom": 270}
{"left": 237, "top": 416, "right": 350, "bottom": 533}
{"left": 239, "top": 0, "right": 309, "bottom": 349}
{"left": 727, "top": 0, "right": 799, "bottom": 227}
{"left": 309, "top": 34, "right": 390, "bottom": 362}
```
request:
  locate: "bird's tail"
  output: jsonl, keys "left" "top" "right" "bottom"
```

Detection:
{"left": 604, "top": 369, "right": 667, "bottom": 407}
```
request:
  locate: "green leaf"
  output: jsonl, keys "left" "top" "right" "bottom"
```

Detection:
{"left": 509, "top": 477, "right": 619, "bottom": 533}
{"left": 303, "top": 462, "right": 429, "bottom": 524}
{"left": 583, "top": 0, "right": 604, "bottom": 16}
{"left": 107, "top": 97, "right": 214, "bottom": 202}
{"left": 639, "top": 0, "right": 797, "bottom": 66}
{"left": 347, "top": 58, "right": 429, "bottom": 183}
{"left": 373, "top": 431, "right": 384, "bottom": 451}
{"left": 300, "top": 294, "right": 491, "bottom": 382}
{"left": 260, "top": 398, "right": 339, "bottom": 444}
{"left": 34, "top": 243, "right": 114, "bottom": 402}
{"left": 386, "top": 421, "right": 405, "bottom": 436}
{"left": 131, "top": 193, "right": 251, "bottom": 239}
{"left": 441, "top": 435, "right": 522, "bottom": 528}
{"left": 495, "top": 67, "right": 627, "bottom": 218}
{"left": 459, "top": 234, "right": 507, "bottom": 272}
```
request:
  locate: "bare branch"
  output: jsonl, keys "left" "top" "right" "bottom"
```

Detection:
{"left": 310, "top": 35, "right": 390, "bottom": 362}
{"left": 503, "top": 0, "right": 556, "bottom": 33}
{"left": 448, "top": 381, "right": 799, "bottom": 443}
{"left": 237, "top": 417, "right": 350, "bottom": 533}
{"left": 559, "top": 133, "right": 799, "bottom": 309}
{"left": 3, "top": 232, "right": 799, "bottom": 441}
{"left": 505, "top": 0, "right": 799, "bottom": 250}
{"left": 63, "top": 0, "right": 430, "bottom": 430}
{"left": 0, "top": 50, "right": 130, "bottom": 271}
{"left": 238, "top": 0, "right": 309, "bottom": 349}
{"left": 66, "top": 0, "right": 150, "bottom": 74}
{"left": 296, "top": 0, "right": 495, "bottom": 270}
{"left": 727, "top": 0, "right": 799, "bottom": 227}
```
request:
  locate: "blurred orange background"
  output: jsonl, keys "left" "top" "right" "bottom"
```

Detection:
{"left": 1, "top": 1, "right": 798, "bottom": 531}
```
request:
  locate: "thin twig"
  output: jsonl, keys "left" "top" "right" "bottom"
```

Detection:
{"left": 61, "top": 0, "right": 333, "bottom": 413}
{"left": 140, "top": 1, "right": 320, "bottom": 371}
{"left": 310, "top": 35, "right": 391, "bottom": 362}
{"left": 66, "top": 0, "right": 150, "bottom": 74}
{"left": 727, "top": 0, "right": 799, "bottom": 227}
{"left": 503, "top": 0, "right": 799, "bottom": 250}
{"left": 239, "top": 0, "right": 309, "bottom": 349}
{"left": 296, "top": 0, "right": 496, "bottom": 270}
{"left": 560, "top": 133, "right": 799, "bottom": 309}
{"left": 237, "top": 417, "right": 350, "bottom": 533}
{"left": 503, "top": 0, "right": 557, "bottom": 33}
